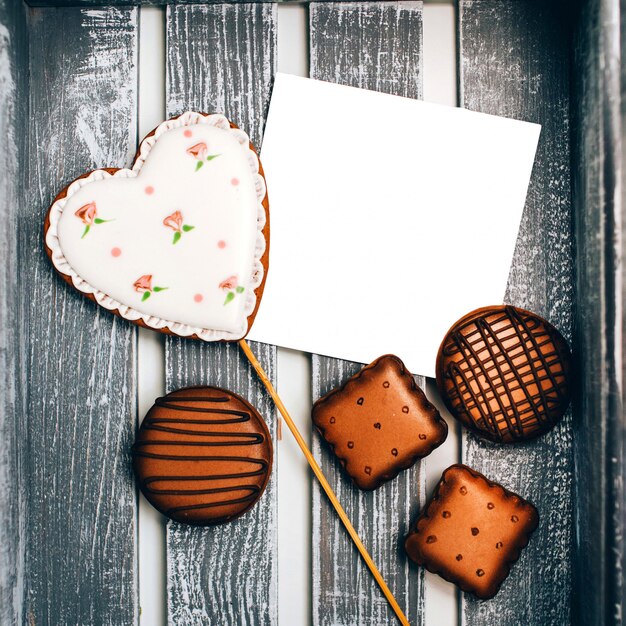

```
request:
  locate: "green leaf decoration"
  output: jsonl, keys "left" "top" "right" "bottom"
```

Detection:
{"left": 195, "top": 160, "right": 204, "bottom": 172}
{"left": 153, "top": 286, "right": 168, "bottom": 292}
{"left": 236, "top": 286, "right": 244, "bottom": 294}
{"left": 141, "top": 291, "right": 151, "bottom": 302}
{"left": 81, "top": 225, "right": 90, "bottom": 239}
{"left": 224, "top": 291, "right": 235, "bottom": 306}
{"left": 206, "top": 154, "right": 221, "bottom": 162}
{"left": 182, "top": 225, "right": 195, "bottom": 232}
{"left": 172, "top": 231, "right": 182, "bottom": 245}
{"left": 93, "top": 218, "right": 114, "bottom": 224}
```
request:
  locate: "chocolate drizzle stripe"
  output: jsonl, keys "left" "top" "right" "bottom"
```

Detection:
{"left": 507, "top": 306, "right": 567, "bottom": 406}
{"left": 133, "top": 446, "right": 271, "bottom": 464}
{"left": 156, "top": 395, "right": 231, "bottom": 404}
{"left": 451, "top": 331, "right": 508, "bottom": 438}
{"left": 142, "top": 480, "right": 262, "bottom": 496}
{"left": 153, "top": 398, "right": 248, "bottom": 416}
{"left": 474, "top": 319, "right": 525, "bottom": 438}
{"left": 166, "top": 488, "right": 260, "bottom": 515}
{"left": 142, "top": 425, "right": 264, "bottom": 442}
{"left": 453, "top": 359, "right": 563, "bottom": 396}
{"left": 448, "top": 362, "right": 497, "bottom": 437}
{"left": 500, "top": 310, "right": 554, "bottom": 421}
{"left": 146, "top": 408, "right": 251, "bottom": 424}
{"left": 134, "top": 438, "right": 263, "bottom": 448}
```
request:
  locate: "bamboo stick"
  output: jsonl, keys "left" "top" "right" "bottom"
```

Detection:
{"left": 239, "top": 339, "right": 410, "bottom": 626}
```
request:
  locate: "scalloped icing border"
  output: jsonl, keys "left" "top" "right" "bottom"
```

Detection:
{"left": 312, "top": 354, "right": 449, "bottom": 490}
{"left": 44, "top": 111, "right": 267, "bottom": 342}
{"left": 406, "top": 463, "right": 540, "bottom": 599}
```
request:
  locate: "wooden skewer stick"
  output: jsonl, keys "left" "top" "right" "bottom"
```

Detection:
{"left": 239, "top": 339, "right": 410, "bottom": 626}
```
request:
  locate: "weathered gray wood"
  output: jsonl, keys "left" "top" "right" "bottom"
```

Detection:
{"left": 621, "top": 0, "right": 626, "bottom": 620}
{"left": 572, "top": 1, "right": 624, "bottom": 624}
{"left": 24, "top": 7, "right": 139, "bottom": 625}
{"left": 458, "top": 2, "right": 574, "bottom": 624}
{"left": 26, "top": 0, "right": 384, "bottom": 6}
{"left": 165, "top": 5, "right": 278, "bottom": 625}
{"left": 0, "top": 1, "right": 27, "bottom": 624}
{"left": 309, "top": 3, "right": 424, "bottom": 625}
{"left": 28, "top": 0, "right": 276, "bottom": 5}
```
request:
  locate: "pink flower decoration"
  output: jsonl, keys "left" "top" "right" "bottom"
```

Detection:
{"left": 75, "top": 202, "right": 97, "bottom": 225}
{"left": 75, "top": 201, "right": 113, "bottom": 238}
{"left": 163, "top": 211, "right": 183, "bottom": 232}
{"left": 163, "top": 210, "right": 195, "bottom": 244}
{"left": 219, "top": 275, "right": 238, "bottom": 291}
{"left": 186, "top": 142, "right": 208, "bottom": 160}
{"left": 133, "top": 275, "right": 168, "bottom": 301}
{"left": 220, "top": 275, "right": 244, "bottom": 305}
{"left": 134, "top": 275, "right": 153, "bottom": 293}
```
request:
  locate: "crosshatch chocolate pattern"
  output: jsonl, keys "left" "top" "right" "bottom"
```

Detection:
{"left": 436, "top": 305, "right": 571, "bottom": 443}
{"left": 132, "top": 386, "right": 273, "bottom": 525}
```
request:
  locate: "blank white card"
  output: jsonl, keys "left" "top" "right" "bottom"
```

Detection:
{"left": 249, "top": 74, "right": 541, "bottom": 378}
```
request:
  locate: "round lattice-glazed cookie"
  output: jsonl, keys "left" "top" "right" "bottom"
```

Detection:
{"left": 436, "top": 305, "right": 572, "bottom": 443}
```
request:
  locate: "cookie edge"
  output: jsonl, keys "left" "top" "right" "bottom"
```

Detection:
{"left": 43, "top": 112, "right": 270, "bottom": 342}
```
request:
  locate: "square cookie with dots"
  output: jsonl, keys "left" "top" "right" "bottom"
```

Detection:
{"left": 404, "top": 464, "right": 539, "bottom": 599}
{"left": 312, "top": 354, "right": 448, "bottom": 490}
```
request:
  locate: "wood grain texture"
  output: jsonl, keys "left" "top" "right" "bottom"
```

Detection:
{"left": 27, "top": 0, "right": 276, "bottom": 6}
{"left": 165, "top": 5, "right": 278, "bottom": 625}
{"left": 572, "top": 0, "right": 624, "bottom": 623}
{"left": 309, "top": 4, "right": 424, "bottom": 625}
{"left": 0, "top": 1, "right": 27, "bottom": 624}
{"left": 25, "top": 7, "right": 139, "bottom": 625}
{"left": 458, "top": 2, "right": 574, "bottom": 624}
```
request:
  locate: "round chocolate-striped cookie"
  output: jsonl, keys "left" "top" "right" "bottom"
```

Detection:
{"left": 133, "top": 386, "right": 272, "bottom": 525}
{"left": 436, "top": 305, "right": 572, "bottom": 443}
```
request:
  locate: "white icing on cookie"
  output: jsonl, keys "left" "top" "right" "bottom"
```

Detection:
{"left": 45, "top": 112, "right": 267, "bottom": 341}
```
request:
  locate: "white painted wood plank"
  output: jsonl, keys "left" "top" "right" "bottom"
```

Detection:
{"left": 309, "top": 6, "right": 426, "bottom": 623}
{"left": 137, "top": 7, "right": 167, "bottom": 626}
{"left": 164, "top": 5, "right": 278, "bottom": 625}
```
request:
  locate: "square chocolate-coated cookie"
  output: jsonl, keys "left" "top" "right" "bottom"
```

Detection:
{"left": 405, "top": 464, "right": 539, "bottom": 599}
{"left": 312, "top": 354, "right": 448, "bottom": 490}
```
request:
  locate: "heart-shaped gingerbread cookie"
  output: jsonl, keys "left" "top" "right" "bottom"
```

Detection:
{"left": 44, "top": 112, "right": 269, "bottom": 341}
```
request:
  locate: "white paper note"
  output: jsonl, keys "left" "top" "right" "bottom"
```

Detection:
{"left": 248, "top": 74, "right": 541, "bottom": 378}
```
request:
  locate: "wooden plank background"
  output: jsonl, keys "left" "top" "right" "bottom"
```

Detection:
{"left": 4, "top": 1, "right": 625, "bottom": 624}
{"left": 309, "top": 3, "right": 426, "bottom": 625}
{"left": 24, "top": 6, "right": 140, "bottom": 625}
{"left": 164, "top": 4, "right": 279, "bottom": 625}
{"left": 458, "top": 2, "right": 574, "bottom": 624}
{"left": 572, "top": 0, "right": 624, "bottom": 624}
{"left": 0, "top": 1, "right": 27, "bottom": 624}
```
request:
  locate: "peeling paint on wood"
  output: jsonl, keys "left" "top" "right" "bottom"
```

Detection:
{"left": 24, "top": 7, "right": 139, "bottom": 625}
{"left": 458, "top": 2, "right": 574, "bottom": 624}
{"left": 28, "top": 0, "right": 277, "bottom": 6}
{"left": 165, "top": 5, "right": 278, "bottom": 625}
{"left": 309, "top": 3, "right": 425, "bottom": 625}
